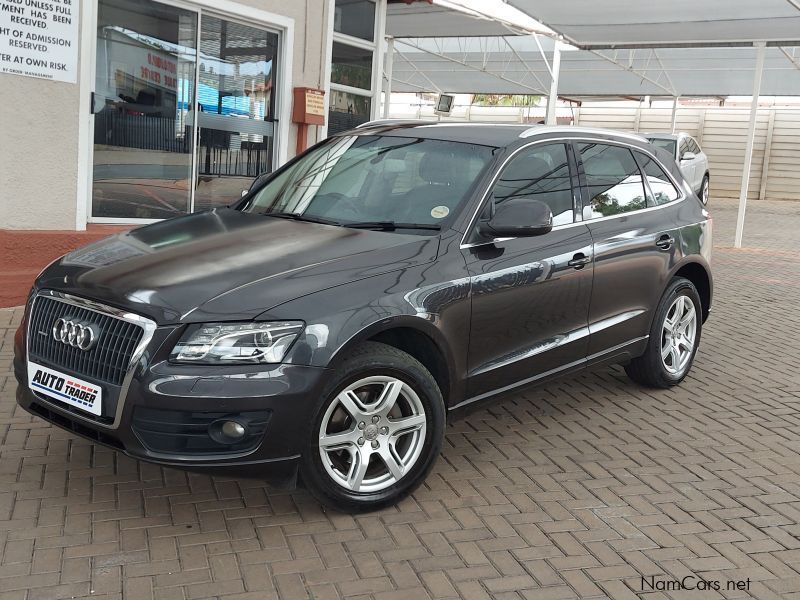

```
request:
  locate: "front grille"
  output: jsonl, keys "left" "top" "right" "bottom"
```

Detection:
{"left": 28, "top": 295, "right": 144, "bottom": 386}
{"left": 132, "top": 407, "right": 271, "bottom": 455}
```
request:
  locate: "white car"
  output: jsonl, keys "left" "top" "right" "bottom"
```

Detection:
{"left": 645, "top": 133, "right": 710, "bottom": 205}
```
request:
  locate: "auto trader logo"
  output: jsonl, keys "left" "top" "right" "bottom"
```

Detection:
{"left": 30, "top": 369, "right": 99, "bottom": 409}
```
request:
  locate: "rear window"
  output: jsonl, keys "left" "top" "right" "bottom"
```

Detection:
{"left": 578, "top": 143, "right": 647, "bottom": 219}
{"left": 646, "top": 137, "right": 677, "bottom": 156}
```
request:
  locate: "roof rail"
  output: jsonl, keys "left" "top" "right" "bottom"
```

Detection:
{"left": 519, "top": 125, "right": 648, "bottom": 143}
{"left": 355, "top": 119, "right": 430, "bottom": 129}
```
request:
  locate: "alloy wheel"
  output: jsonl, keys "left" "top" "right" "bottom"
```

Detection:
{"left": 702, "top": 178, "right": 709, "bottom": 205}
{"left": 661, "top": 295, "right": 697, "bottom": 375}
{"left": 318, "top": 376, "right": 427, "bottom": 493}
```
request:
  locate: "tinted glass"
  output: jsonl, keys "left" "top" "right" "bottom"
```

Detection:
{"left": 244, "top": 136, "right": 494, "bottom": 232}
{"left": 636, "top": 152, "right": 680, "bottom": 206}
{"left": 646, "top": 137, "right": 677, "bottom": 157}
{"left": 334, "top": 0, "right": 375, "bottom": 41}
{"left": 331, "top": 42, "right": 373, "bottom": 90}
{"left": 490, "top": 144, "right": 574, "bottom": 226}
{"left": 579, "top": 143, "right": 647, "bottom": 219}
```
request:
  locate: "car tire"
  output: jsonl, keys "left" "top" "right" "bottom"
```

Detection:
{"left": 625, "top": 277, "right": 702, "bottom": 389}
{"left": 700, "top": 174, "right": 710, "bottom": 205}
{"left": 300, "top": 341, "right": 445, "bottom": 512}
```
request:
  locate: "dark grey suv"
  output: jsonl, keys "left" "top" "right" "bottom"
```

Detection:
{"left": 15, "top": 122, "right": 713, "bottom": 512}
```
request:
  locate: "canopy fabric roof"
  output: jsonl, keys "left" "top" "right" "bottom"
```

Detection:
{"left": 390, "top": 38, "right": 800, "bottom": 97}
{"left": 386, "top": 2, "right": 534, "bottom": 38}
{"left": 506, "top": 0, "right": 800, "bottom": 48}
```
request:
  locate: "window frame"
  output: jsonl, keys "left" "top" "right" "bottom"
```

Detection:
{"left": 461, "top": 137, "right": 687, "bottom": 249}
{"left": 327, "top": 0, "right": 381, "bottom": 134}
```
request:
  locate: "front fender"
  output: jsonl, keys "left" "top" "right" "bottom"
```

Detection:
{"left": 260, "top": 264, "right": 472, "bottom": 405}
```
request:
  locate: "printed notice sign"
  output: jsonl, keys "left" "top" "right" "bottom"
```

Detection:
{"left": 0, "top": 0, "right": 79, "bottom": 83}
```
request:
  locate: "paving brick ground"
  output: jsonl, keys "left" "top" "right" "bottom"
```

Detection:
{"left": 1, "top": 198, "right": 799, "bottom": 599}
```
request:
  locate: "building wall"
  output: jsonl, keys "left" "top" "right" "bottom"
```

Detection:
{"left": 0, "top": 54, "right": 82, "bottom": 230}
{"left": 0, "top": 0, "right": 332, "bottom": 231}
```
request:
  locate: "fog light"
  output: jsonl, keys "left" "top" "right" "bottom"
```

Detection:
{"left": 209, "top": 418, "right": 248, "bottom": 445}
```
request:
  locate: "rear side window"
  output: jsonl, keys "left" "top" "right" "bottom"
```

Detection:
{"left": 635, "top": 152, "right": 680, "bottom": 206}
{"left": 490, "top": 143, "right": 575, "bottom": 226}
{"left": 578, "top": 143, "right": 647, "bottom": 219}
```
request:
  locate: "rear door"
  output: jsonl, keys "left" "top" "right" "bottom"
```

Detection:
{"left": 464, "top": 142, "right": 593, "bottom": 399}
{"left": 574, "top": 141, "right": 682, "bottom": 359}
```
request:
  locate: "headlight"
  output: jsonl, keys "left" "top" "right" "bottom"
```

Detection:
{"left": 171, "top": 321, "right": 304, "bottom": 364}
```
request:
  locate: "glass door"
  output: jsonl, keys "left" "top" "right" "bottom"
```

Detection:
{"left": 194, "top": 16, "right": 279, "bottom": 211}
{"left": 92, "top": 0, "right": 198, "bottom": 220}
{"left": 91, "top": 1, "right": 280, "bottom": 220}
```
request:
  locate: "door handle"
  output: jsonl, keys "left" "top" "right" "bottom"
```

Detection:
{"left": 656, "top": 235, "right": 675, "bottom": 250}
{"left": 568, "top": 253, "right": 591, "bottom": 269}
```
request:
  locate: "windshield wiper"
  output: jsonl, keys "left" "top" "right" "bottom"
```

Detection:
{"left": 263, "top": 212, "right": 341, "bottom": 226}
{"left": 344, "top": 221, "right": 442, "bottom": 231}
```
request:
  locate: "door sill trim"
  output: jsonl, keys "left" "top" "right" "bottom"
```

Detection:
{"left": 452, "top": 335, "right": 649, "bottom": 412}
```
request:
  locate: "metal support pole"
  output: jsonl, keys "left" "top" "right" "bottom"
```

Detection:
{"left": 382, "top": 37, "right": 394, "bottom": 119}
{"left": 670, "top": 96, "right": 680, "bottom": 133}
{"left": 734, "top": 42, "right": 766, "bottom": 248}
{"left": 545, "top": 43, "right": 561, "bottom": 125}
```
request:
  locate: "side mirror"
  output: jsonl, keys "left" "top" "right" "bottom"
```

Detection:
{"left": 478, "top": 198, "right": 553, "bottom": 238}
{"left": 681, "top": 151, "right": 696, "bottom": 162}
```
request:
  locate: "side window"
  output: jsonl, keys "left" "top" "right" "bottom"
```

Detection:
{"left": 578, "top": 143, "right": 647, "bottom": 219}
{"left": 490, "top": 143, "right": 575, "bottom": 226}
{"left": 678, "top": 139, "right": 690, "bottom": 160}
{"left": 635, "top": 151, "right": 680, "bottom": 206}
{"left": 688, "top": 138, "right": 701, "bottom": 154}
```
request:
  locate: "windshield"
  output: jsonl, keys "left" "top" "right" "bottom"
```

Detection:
{"left": 239, "top": 135, "right": 495, "bottom": 233}
{"left": 646, "top": 137, "right": 677, "bottom": 157}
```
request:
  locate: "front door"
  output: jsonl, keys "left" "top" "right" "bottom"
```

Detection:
{"left": 465, "top": 143, "right": 594, "bottom": 400}
{"left": 91, "top": 0, "right": 280, "bottom": 221}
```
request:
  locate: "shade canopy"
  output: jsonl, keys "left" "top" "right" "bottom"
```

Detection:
{"left": 385, "top": 1, "right": 800, "bottom": 97}
{"left": 506, "top": 0, "right": 800, "bottom": 48}
{"left": 390, "top": 39, "right": 800, "bottom": 97}
{"left": 386, "top": 1, "right": 544, "bottom": 38}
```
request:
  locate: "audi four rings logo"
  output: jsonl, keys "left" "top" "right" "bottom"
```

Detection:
{"left": 52, "top": 318, "right": 100, "bottom": 351}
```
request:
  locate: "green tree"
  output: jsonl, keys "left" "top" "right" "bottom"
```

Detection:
{"left": 472, "top": 94, "right": 540, "bottom": 107}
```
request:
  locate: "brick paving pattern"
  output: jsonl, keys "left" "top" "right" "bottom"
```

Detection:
{"left": 1, "top": 198, "right": 799, "bottom": 599}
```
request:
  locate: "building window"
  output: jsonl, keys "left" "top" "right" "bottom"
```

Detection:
{"left": 331, "top": 42, "right": 373, "bottom": 90}
{"left": 334, "top": 0, "right": 376, "bottom": 41}
{"left": 328, "top": 0, "right": 379, "bottom": 135}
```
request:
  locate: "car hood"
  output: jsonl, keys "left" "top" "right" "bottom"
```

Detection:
{"left": 37, "top": 208, "right": 439, "bottom": 323}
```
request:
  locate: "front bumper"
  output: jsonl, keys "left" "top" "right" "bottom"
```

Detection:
{"left": 14, "top": 320, "right": 329, "bottom": 485}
